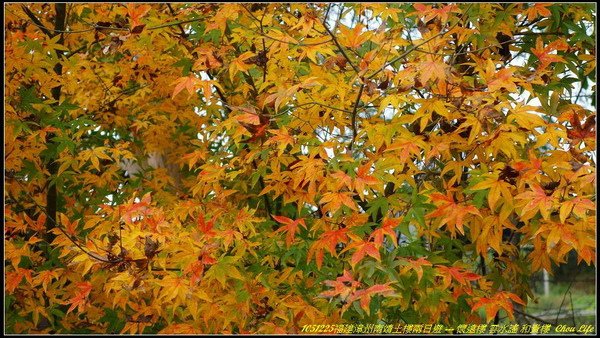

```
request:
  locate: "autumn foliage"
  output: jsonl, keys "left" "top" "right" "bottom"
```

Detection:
{"left": 4, "top": 3, "right": 596, "bottom": 333}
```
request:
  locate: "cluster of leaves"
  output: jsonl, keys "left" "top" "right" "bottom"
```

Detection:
{"left": 5, "top": 3, "right": 596, "bottom": 333}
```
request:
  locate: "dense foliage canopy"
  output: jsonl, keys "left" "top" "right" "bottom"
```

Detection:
{"left": 4, "top": 3, "right": 596, "bottom": 334}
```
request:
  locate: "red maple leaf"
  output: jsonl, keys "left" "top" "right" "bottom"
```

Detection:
{"left": 567, "top": 114, "right": 596, "bottom": 142}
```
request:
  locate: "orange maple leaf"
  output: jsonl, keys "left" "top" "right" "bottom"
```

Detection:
{"left": 127, "top": 4, "right": 151, "bottom": 28}
{"left": 401, "top": 257, "right": 432, "bottom": 282}
{"left": 320, "top": 270, "right": 361, "bottom": 300}
{"left": 347, "top": 283, "right": 395, "bottom": 314}
{"left": 487, "top": 67, "right": 518, "bottom": 92}
{"left": 344, "top": 239, "right": 381, "bottom": 267}
{"left": 515, "top": 184, "right": 555, "bottom": 220}
{"left": 23, "top": 213, "right": 46, "bottom": 232}
{"left": 370, "top": 218, "right": 400, "bottom": 247}
{"left": 171, "top": 77, "right": 222, "bottom": 102}
{"left": 197, "top": 214, "right": 217, "bottom": 238}
{"left": 338, "top": 24, "right": 372, "bottom": 49}
{"left": 472, "top": 291, "right": 525, "bottom": 323}
{"left": 66, "top": 281, "right": 93, "bottom": 314}
{"left": 308, "top": 227, "right": 349, "bottom": 269}
{"left": 320, "top": 191, "right": 358, "bottom": 213}
{"left": 427, "top": 192, "right": 482, "bottom": 235}
{"left": 437, "top": 265, "right": 481, "bottom": 288}
{"left": 6, "top": 268, "right": 33, "bottom": 293}
{"left": 273, "top": 215, "right": 306, "bottom": 247}
{"left": 171, "top": 76, "right": 200, "bottom": 99}
{"left": 413, "top": 3, "right": 460, "bottom": 23}
{"left": 355, "top": 162, "right": 380, "bottom": 199}
{"left": 119, "top": 193, "right": 152, "bottom": 224}
{"left": 419, "top": 58, "right": 447, "bottom": 84}
{"left": 531, "top": 37, "right": 568, "bottom": 71}
{"left": 525, "top": 3, "right": 552, "bottom": 21}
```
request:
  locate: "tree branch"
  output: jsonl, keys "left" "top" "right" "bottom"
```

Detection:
{"left": 322, "top": 21, "right": 360, "bottom": 74}
{"left": 11, "top": 176, "right": 122, "bottom": 264}
{"left": 349, "top": 84, "right": 364, "bottom": 151}
{"left": 513, "top": 309, "right": 556, "bottom": 325}
{"left": 21, "top": 5, "right": 53, "bottom": 37}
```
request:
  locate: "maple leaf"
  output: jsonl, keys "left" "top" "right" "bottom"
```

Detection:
{"left": 273, "top": 215, "right": 307, "bottom": 247}
{"left": 235, "top": 112, "right": 261, "bottom": 125}
{"left": 66, "top": 281, "right": 93, "bottom": 314}
{"left": 171, "top": 75, "right": 200, "bottom": 99}
{"left": 414, "top": 3, "right": 460, "bottom": 23}
{"left": 419, "top": 57, "right": 447, "bottom": 84}
{"left": 370, "top": 218, "right": 400, "bottom": 247}
{"left": 291, "top": 9, "right": 318, "bottom": 36}
{"left": 515, "top": 184, "right": 555, "bottom": 220}
{"left": 320, "top": 191, "right": 358, "bottom": 213}
{"left": 265, "top": 128, "right": 295, "bottom": 155}
{"left": 401, "top": 257, "right": 432, "bottom": 282}
{"left": 59, "top": 213, "right": 79, "bottom": 237}
{"left": 567, "top": 113, "right": 596, "bottom": 142}
{"left": 320, "top": 270, "right": 361, "bottom": 300}
{"left": 344, "top": 239, "right": 381, "bottom": 267}
{"left": 347, "top": 283, "right": 395, "bottom": 314}
{"left": 531, "top": 37, "right": 568, "bottom": 71}
{"left": 181, "top": 150, "right": 207, "bottom": 169}
{"left": 185, "top": 253, "right": 215, "bottom": 285}
{"left": 385, "top": 139, "right": 422, "bottom": 163}
{"left": 436, "top": 265, "right": 481, "bottom": 289}
{"left": 470, "top": 175, "right": 513, "bottom": 210}
{"left": 472, "top": 291, "right": 525, "bottom": 323}
{"left": 512, "top": 150, "right": 543, "bottom": 180}
{"left": 426, "top": 192, "right": 482, "bottom": 235}
{"left": 525, "top": 3, "right": 552, "bottom": 21}
{"left": 79, "top": 146, "right": 113, "bottom": 171}
{"left": 354, "top": 162, "right": 380, "bottom": 200}
{"left": 308, "top": 227, "right": 349, "bottom": 269}
{"left": 35, "top": 269, "right": 60, "bottom": 293}
{"left": 127, "top": 4, "right": 151, "bottom": 30}
{"left": 193, "top": 47, "right": 223, "bottom": 70}
{"left": 229, "top": 51, "right": 254, "bottom": 82}
{"left": 205, "top": 4, "right": 239, "bottom": 32}
{"left": 23, "top": 213, "right": 46, "bottom": 232}
{"left": 486, "top": 66, "right": 518, "bottom": 92}
{"left": 237, "top": 111, "right": 271, "bottom": 143}
{"left": 119, "top": 193, "right": 152, "bottom": 224}
{"left": 330, "top": 171, "right": 353, "bottom": 191}
{"left": 264, "top": 84, "right": 300, "bottom": 112}
{"left": 338, "top": 24, "right": 373, "bottom": 49}
{"left": 299, "top": 40, "right": 336, "bottom": 63}
{"left": 171, "top": 76, "right": 223, "bottom": 102}
{"left": 6, "top": 268, "right": 33, "bottom": 293}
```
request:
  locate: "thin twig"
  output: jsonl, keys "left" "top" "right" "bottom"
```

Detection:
{"left": 555, "top": 273, "right": 577, "bottom": 324}
{"left": 11, "top": 177, "right": 121, "bottom": 264}
{"left": 513, "top": 309, "right": 555, "bottom": 325}
{"left": 322, "top": 20, "right": 360, "bottom": 74}
{"left": 349, "top": 84, "right": 365, "bottom": 151}
{"left": 368, "top": 4, "right": 473, "bottom": 80}
{"left": 20, "top": 5, "right": 54, "bottom": 37}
